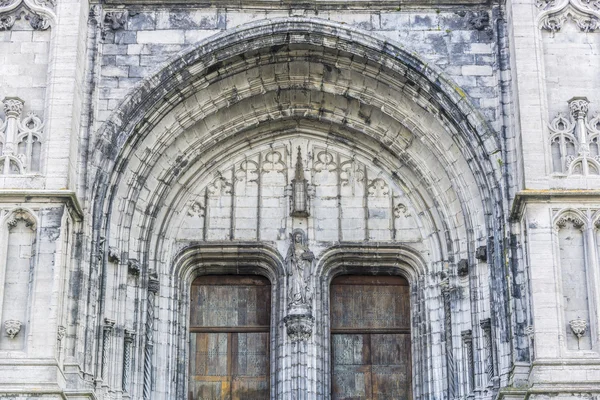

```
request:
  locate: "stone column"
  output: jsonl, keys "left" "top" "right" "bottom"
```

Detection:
{"left": 143, "top": 277, "right": 159, "bottom": 400}
{"left": 101, "top": 318, "right": 115, "bottom": 382}
{"left": 1, "top": 97, "right": 24, "bottom": 174}
{"left": 122, "top": 329, "right": 135, "bottom": 394}
{"left": 480, "top": 318, "right": 494, "bottom": 386}
{"left": 461, "top": 329, "right": 474, "bottom": 394}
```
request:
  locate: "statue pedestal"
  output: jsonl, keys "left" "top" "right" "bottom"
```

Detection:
{"left": 284, "top": 307, "right": 314, "bottom": 343}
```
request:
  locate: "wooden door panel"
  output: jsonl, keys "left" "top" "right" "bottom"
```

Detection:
{"left": 232, "top": 333, "right": 269, "bottom": 376}
{"left": 331, "top": 276, "right": 412, "bottom": 400}
{"left": 371, "top": 365, "right": 410, "bottom": 400}
{"left": 190, "top": 276, "right": 270, "bottom": 400}
{"left": 331, "top": 365, "right": 372, "bottom": 400}
{"left": 231, "top": 377, "right": 269, "bottom": 400}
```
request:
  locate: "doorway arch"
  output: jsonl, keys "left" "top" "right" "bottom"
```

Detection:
{"left": 87, "top": 17, "right": 509, "bottom": 399}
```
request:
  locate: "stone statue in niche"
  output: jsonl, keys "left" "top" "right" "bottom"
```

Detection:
{"left": 286, "top": 229, "right": 314, "bottom": 310}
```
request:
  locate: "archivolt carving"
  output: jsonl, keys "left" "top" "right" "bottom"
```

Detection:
{"left": 0, "top": 0, "right": 55, "bottom": 30}
{"left": 537, "top": 0, "right": 600, "bottom": 32}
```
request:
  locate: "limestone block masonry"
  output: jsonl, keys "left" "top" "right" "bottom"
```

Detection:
{"left": 0, "top": 0, "right": 599, "bottom": 399}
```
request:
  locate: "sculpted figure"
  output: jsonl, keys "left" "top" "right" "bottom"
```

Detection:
{"left": 286, "top": 229, "right": 314, "bottom": 309}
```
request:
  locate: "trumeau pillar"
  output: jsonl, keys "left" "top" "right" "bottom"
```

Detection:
{"left": 283, "top": 148, "right": 316, "bottom": 399}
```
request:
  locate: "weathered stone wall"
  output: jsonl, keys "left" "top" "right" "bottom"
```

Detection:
{"left": 1, "top": 0, "right": 600, "bottom": 399}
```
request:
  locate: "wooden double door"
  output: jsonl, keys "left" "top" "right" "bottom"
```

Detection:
{"left": 331, "top": 276, "right": 413, "bottom": 400}
{"left": 189, "top": 276, "right": 270, "bottom": 400}
{"left": 188, "top": 275, "right": 412, "bottom": 400}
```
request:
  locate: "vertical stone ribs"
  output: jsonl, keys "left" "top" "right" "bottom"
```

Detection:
{"left": 101, "top": 319, "right": 115, "bottom": 382}
{"left": 480, "top": 318, "right": 494, "bottom": 384}
{"left": 442, "top": 284, "right": 457, "bottom": 399}
{"left": 123, "top": 330, "right": 134, "bottom": 393}
{"left": 144, "top": 277, "right": 159, "bottom": 400}
{"left": 461, "top": 330, "right": 475, "bottom": 393}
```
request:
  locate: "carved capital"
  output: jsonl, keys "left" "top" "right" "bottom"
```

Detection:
{"left": 124, "top": 329, "right": 135, "bottom": 343}
{"left": 3, "top": 97, "right": 24, "bottom": 118}
{"left": 461, "top": 329, "right": 473, "bottom": 343}
{"left": 569, "top": 96, "right": 590, "bottom": 120}
{"left": 148, "top": 277, "right": 160, "bottom": 294}
{"left": 480, "top": 318, "right": 492, "bottom": 332}
{"left": 127, "top": 259, "right": 140, "bottom": 276}
{"left": 104, "top": 318, "right": 116, "bottom": 332}
{"left": 283, "top": 313, "right": 314, "bottom": 342}
{"left": 4, "top": 319, "right": 22, "bottom": 339}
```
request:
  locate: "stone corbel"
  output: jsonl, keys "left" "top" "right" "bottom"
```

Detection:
{"left": 0, "top": 0, "right": 56, "bottom": 30}
{"left": 283, "top": 313, "right": 314, "bottom": 343}
{"left": 537, "top": 0, "right": 600, "bottom": 33}
{"left": 4, "top": 319, "right": 22, "bottom": 339}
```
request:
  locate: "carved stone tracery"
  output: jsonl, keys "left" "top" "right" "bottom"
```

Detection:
{"left": 0, "top": 0, "right": 55, "bottom": 30}
{"left": 0, "top": 97, "right": 44, "bottom": 174}
{"left": 537, "top": 0, "right": 600, "bottom": 32}
{"left": 548, "top": 97, "right": 600, "bottom": 175}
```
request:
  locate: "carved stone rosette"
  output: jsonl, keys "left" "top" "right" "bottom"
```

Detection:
{"left": 4, "top": 319, "right": 22, "bottom": 339}
{"left": 283, "top": 313, "right": 315, "bottom": 343}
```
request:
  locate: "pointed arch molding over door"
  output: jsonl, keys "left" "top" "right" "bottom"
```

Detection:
{"left": 90, "top": 17, "right": 508, "bottom": 400}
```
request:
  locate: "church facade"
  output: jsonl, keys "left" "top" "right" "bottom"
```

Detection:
{"left": 1, "top": 0, "right": 600, "bottom": 399}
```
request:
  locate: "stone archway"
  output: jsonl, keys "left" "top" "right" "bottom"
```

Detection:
{"left": 87, "top": 17, "right": 509, "bottom": 399}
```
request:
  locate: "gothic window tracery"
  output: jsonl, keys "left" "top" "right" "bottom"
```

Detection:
{"left": 548, "top": 97, "right": 600, "bottom": 175}
{"left": 0, "top": 98, "right": 44, "bottom": 175}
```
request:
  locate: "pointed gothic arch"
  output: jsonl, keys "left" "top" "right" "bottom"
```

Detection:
{"left": 86, "top": 17, "right": 510, "bottom": 399}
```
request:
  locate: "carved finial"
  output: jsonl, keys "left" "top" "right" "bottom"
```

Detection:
{"left": 295, "top": 146, "right": 304, "bottom": 181}
{"left": 291, "top": 147, "right": 309, "bottom": 217}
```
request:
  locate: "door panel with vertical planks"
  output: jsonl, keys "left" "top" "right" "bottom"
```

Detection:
{"left": 189, "top": 276, "right": 270, "bottom": 400}
{"left": 331, "top": 276, "right": 412, "bottom": 400}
